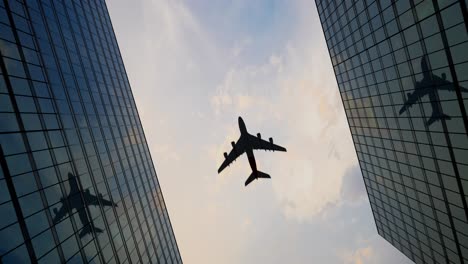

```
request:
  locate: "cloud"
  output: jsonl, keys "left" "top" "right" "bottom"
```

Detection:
{"left": 342, "top": 246, "right": 374, "bottom": 264}
{"left": 151, "top": 144, "right": 181, "bottom": 162}
{"left": 211, "top": 54, "right": 284, "bottom": 117}
{"left": 210, "top": 25, "right": 359, "bottom": 220}
{"left": 108, "top": 2, "right": 245, "bottom": 263}
{"left": 338, "top": 233, "right": 413, "bottom": 264}
{"left": 341, "top": 165, "right": 367, "bottom": 204}
{"left": 210, "top": 43, "right": 365, "bottom": 218}
{"left": 231, "top": 37, "right": 252, "bottom": 58}
{"left": 107, "top": 1, "right": 415, "bottom": 263}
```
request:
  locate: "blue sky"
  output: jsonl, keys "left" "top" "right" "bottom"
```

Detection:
{"left": 107, "top": 0, "right": 413, "bottom": 263}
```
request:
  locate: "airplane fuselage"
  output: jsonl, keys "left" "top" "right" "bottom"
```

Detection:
{"left": 400, "top": 55, "right": 468, "bottom": 126}
{"left": 247, "top": 150, "right": 257, "bottom": 173}
{"left": 218, "top": 116, "right": 285, "bottom": 186}
{"left": 239, "top": 117, "right": 257, "bottom": 174}
{"left": 412, "top": 79, "right": 446, "bottom": 122}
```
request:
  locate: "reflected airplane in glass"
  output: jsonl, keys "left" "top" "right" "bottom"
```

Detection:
{"left": 399, "top": 56, "right": 468, "bottom": 126}
{"left": 218, "top": 117, "right": 287, "bottom": 186}
{"left": 52, "top": 172, "right": 118, "bottom": 238}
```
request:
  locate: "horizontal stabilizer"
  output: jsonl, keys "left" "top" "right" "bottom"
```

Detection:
{"left": 245, "top": 171, "right": 270, "bottom": 186}
{"left": 257, "top": 171, "right": 270, "bottom": 179}
{"left": 426, "top": 112, "right": 451, "bottom": 126}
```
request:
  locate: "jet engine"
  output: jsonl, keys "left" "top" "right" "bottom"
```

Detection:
{"left": 257, "top": 133, "right": 261, "bottom": 139}
{"left": 224, "top": 152, "right": 228, "bottom": 158}
{"left": 269, "top": 137, "right": 273, "bottom": 144}
{"left": 231, "top": 141, "right": 235, "bottom": 148}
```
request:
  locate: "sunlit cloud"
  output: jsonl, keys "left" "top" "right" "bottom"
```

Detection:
{"left": 341, "top": 246, "right": 374, "bottom": 264}
{"left": 108, "top": 0, "right": 412, "bottom": 263}
{"left": 209, "top": 31, "right": 358, "bottom": 220}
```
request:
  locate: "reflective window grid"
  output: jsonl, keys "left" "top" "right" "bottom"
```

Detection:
{"left": 315, "top": 0, "right": 468, "bottom": 263}
{"left": 0, "top": 0, "right": 182, "bottom": 263}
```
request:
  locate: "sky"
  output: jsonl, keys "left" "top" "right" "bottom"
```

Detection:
{"left": 106, "top": 1, "right": 413, "bottom": 263}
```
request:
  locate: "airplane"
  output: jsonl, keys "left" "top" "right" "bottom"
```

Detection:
{"left": 52, "top": 172, "right": 118, "bottom": 238}
{"left": 218, "top": 117, "right": 287, "bottom": 186}
{"left": 399, "top": 55, "right": 468, "bottom": 126}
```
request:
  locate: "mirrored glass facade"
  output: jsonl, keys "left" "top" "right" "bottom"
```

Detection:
{"left": 0, "top": 0, "right": 181, "bottom": 263}
{"left": 315, "top": 0, "right": 468, "bottom": 263}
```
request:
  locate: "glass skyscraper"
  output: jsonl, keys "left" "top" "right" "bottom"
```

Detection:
{"left": 315, "top": 0, "right": 468, "bottom": 263}
{"left": 0, "top": 0, "right": 181, "bottom": 263}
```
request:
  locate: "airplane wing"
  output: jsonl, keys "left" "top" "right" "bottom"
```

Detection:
{"left": 434, "top": 75, "right": 468, "bottom": 93}
{"left": 459, "top": 85, "right": 468, "bottom": 93}
{"left": 99, "top": 194, "right": 118, "bottom": 207}
{"left": 79, "top": 225, "right": 91, "bottom": 238}
{"left": 83, "top": 191, "right": 117, "bottom": 207}
{"left": 419, "top": 56, "right": 468, "bottom": 93}
{"left": 399, "top": 89, "right": 420, "bottom": 115}
{"left": 248, "top": 134, "right": 287, "bottom": 152}
{"left": 52, "top": 202, "right": 68, "bottom": 223}
{"left": 83, "top": 190, "right": 100, "bottom": 206}
{"left": 218, "top": 136, "right": 246, "bottom": 174}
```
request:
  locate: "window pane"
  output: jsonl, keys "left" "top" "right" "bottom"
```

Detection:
{"left": 0, "top": 223, "right": 24, "bottom": 253}
{"left": 5, "top": 154, "right": 32, "bottom": 176}
{"left": 25, "top": 210, "right": 49, "bottom": 237}
{"left": 32, "top": 229, "right": 55, "bottom": 258}
{"left": 1, "top": 244, "right": 31, "bottom": 264}
{"left": 0, "top": 133, "right": 25, "bottom": 155}
{"left": 0, "top": 113, "right": 19, "bottom": 132}
{"left": 12, "top": 172, "right": 37, "bottom": 197}
{"left": 19, "top": 192, "right": 43, "bottom": 217}
{"left": 0, "top": 202, "right": 17, "bottom": 229}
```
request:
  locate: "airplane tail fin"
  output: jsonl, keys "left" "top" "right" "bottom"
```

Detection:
{"left": 245, "top": 171, "right": 270, "bottom": 186}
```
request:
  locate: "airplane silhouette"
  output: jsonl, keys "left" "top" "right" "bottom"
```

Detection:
{"left": 399, "top": 56, "right": 468, "bottom": 126}
{"left": 218, "top": 117, "right": 287, "bottom": 186}
{"left": 52, "top": 172, "right": 118, "bottom": 238}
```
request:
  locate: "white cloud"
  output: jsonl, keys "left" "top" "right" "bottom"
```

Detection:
{"left": 108, "top": 2, "right": 246, "bottom": 263}
{"left": 210, "top": 28, "right": 358, "bottom": 220}
{"left": 231, "top": 37, "right": 252, "bottom": 58}
{"left": 108, "top": 1, "right": 413, "bottom": 263}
